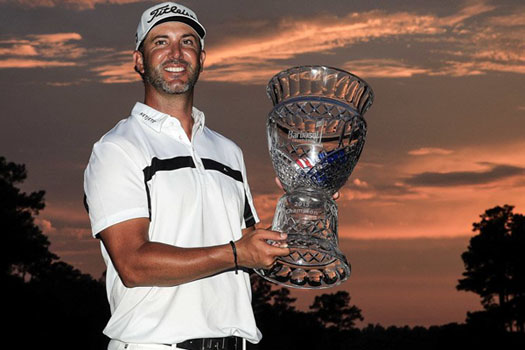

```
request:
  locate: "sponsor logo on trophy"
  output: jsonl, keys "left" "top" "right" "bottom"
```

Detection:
{"left": 255, "top": 65, "right": 374, "bottom": 289}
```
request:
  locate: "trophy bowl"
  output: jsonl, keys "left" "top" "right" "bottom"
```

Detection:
{"left": 255, "top": 66, "right": 374, "bottom": 289}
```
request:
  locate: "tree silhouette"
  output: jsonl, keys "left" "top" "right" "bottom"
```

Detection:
{"left": 309, "top": 290, "right": 364, "bottom": 331}
{"left": 0, "top": 156, "right": 58, "bottom": 281}
{"left": 250, "top": 274, "right": 365, "bottom": 349}
{"left": 457, "top": 205, "right": 525, "bottom": 332}
{"left": 1, "top": 156, "right": 110, "bottom": 349}
{"left": 251, "top": 272, "right": 297, "bottom": 316}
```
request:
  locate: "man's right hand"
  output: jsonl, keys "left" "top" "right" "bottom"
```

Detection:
{"left": 235, "top": 229, "right": 290, "bottom": 269}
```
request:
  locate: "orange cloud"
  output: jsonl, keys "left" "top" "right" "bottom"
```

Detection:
{"left": 31, "top": 32, "right": 82, "bottom": 43}
{"left": 0, "top": 32, "right": 84, "bottom": 69}
{"left": 334, "top": 140, "right": 525, "bottom": 239}
{"left": 40, "top": 202, "right": 90, "bottom": 227}
{"left": 488, "top": 10, "right": 525, "bottom": 27}
{"left": 35, "top": 218, "right": 57, "bottom": 235}
{"left": 199, "top": 2, "right": 524, "bottom": 83}
{"left": 91, "top": 62, "right": 139, "bottom": 84}
{"left": 203, "top": 10, "right": 450, "bottom": 77}
{"left": 408, "top": 147, "right": 454, "bottom": 156}
{"left": 200, "top": 64, "right": 282, "bottom": 85}
{"left": 0, "top": 44, "right": 38, "bottom": 56}
{"left": 88, "top": 49, "right": 139, "bottom": 83}
{"left": 402, "top": 141, "right": 525, "bottom": 175}
{"left": 0, "top": 58, "right": 76, "bottom": 68}
{"left": 342, "top": 59, "right": 431, "bottom": 79}
{"left": 437, "top": 1, "right": 495, "bottom": 26}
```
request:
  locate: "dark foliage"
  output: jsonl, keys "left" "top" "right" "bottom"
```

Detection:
{"left": 0, "top": 156, "right": 55, "bottom": 279}
{"left": 310, "top": 290, "right": 364, "bottom": 330}
{"left": 2, "top": 156, "right": 110, "bottom": 349}
{"left": 457, "top": 205, "right": 525, "bottom": 332}
{"left": 249, "top": 274, "right": 525, "bottom": 349}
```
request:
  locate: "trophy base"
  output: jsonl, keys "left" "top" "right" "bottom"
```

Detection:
{"left": 254, "top": 190, "right": 351, "bottom": 289}
{"left": 255, "top": 234, "right": 351, "bottom": 289}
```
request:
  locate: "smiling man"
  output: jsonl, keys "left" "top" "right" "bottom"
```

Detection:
{"left": 83, "top": 2, "right": 289, "bottom": 350}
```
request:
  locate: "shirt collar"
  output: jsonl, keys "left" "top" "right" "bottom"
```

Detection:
{"left": 131, "top": 102, "right": 206, "bottom": 134}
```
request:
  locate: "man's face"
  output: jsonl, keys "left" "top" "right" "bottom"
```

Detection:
{"left": 137, "top": 21, "right": 205, "bottom": 95}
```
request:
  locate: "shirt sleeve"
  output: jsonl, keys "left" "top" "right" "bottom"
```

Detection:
{"left": 239, "top": 150, "right": 260, "bottom": 229}
{"left": 84, "top": 141, "right": 150, "bottom": 237}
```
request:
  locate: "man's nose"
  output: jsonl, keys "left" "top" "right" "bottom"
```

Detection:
{"left": 167, "top": 42, "right": 183, "bottom": 60}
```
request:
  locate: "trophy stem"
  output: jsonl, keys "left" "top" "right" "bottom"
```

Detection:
{"left": 255, "top": 189, "right": 350, "bottom": 289}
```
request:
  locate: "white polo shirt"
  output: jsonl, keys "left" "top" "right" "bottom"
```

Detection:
{"left": 83, "top": 102, "right": 261, "bottom": 344}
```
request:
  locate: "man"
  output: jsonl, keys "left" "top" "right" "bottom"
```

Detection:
{"left": 83, "top": 2, "right": 290, "bottom": 349}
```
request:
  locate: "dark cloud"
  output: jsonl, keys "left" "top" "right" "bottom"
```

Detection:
{"left": 404, "top": 164, "right": 525, "bottom": 187}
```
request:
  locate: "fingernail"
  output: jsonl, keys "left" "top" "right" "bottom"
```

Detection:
{"left": 280, "top": 232, "right": 287, "bottom": 238}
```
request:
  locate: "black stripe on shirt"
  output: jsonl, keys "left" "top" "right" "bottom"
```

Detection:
{"left": 143, "top": 156, "right": 196, "bottom": 219}
{"left": 243, "top": 192, "right": 256, "bottom": 228}
{"left": 143, "top": 156, "right": 196, "bottom": 182}
{"left": 83, "top": 193, "right": 89, "bottom": 213}
{"left": 142, "top": 156, "right": 255, "bottom": 226}
{"left": 202, "top": 158, "right": 243, "bottom": 182}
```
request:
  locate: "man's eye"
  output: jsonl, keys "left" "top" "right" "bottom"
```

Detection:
{"left": 155, "top": 40, "right": 167, "bottom": 46}
{"left": 183, "top": 39, "right": 195, "bottom": 46}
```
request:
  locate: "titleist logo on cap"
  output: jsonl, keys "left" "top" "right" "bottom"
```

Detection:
{"left": 147, "top": 4, "right": 196, "bottom": 23}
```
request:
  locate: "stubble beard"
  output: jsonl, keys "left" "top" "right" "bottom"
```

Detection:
{"left": 144, "top": 59, "right": 201, "bottom": 95}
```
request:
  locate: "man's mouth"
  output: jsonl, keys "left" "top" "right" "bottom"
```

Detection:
{"left": 164, "top": 66, "right": 185, "bottom": 73}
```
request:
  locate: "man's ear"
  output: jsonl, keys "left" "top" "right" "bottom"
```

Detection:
{"left": 199, "top": 49, "right": 206, "bottom": 72}
{"left": 133, "top": 50, "right": 145, "bottom": 75}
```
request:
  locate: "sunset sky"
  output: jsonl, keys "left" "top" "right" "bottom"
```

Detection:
{"left": 1, "top": 0, "right": 524, "bottom": 327}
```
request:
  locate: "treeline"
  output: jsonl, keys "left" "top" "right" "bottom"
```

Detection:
{"left": 5, "top": 263, "right": 110, "bottom": 348}
{"left": 250, "top": 275, "right": 525, "bottom": 350}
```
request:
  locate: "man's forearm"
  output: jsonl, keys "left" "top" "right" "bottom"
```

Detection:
{"left": 100, "top": 218, "right": 288, "bottom": 288}
{"left": 119, "top": 241, "right": 236, "bottom": 287}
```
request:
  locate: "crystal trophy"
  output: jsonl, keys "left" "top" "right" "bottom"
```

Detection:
{"left": 255, "top": 66, "right": 374, "bottom": 289}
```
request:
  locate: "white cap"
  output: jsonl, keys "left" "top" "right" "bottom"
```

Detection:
{"left": 135, "top": 2, "right": 206, "bottom": 50}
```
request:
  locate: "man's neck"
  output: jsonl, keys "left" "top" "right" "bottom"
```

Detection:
{"left": 144, "top": 87, "right": 195, "bottom": 139}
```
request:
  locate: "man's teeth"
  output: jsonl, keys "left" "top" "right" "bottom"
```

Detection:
{"left": 165, "top": 67, "right": 184, "bottom": 72}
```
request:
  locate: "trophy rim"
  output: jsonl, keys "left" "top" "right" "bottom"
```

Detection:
{"left": 266, "top": 65, "right": 375, "bottom": 115}
{"left": 267, "top": 65, "right": 372, "bottom": 87}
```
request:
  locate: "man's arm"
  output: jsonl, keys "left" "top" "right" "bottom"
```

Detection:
{"left": 99, "top": 218, "right": 289, "bottom": 288}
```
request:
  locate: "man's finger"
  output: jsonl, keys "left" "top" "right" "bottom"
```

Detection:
{"left": 268, "top": 239, "right": 289, "bottom": 248}
{"left": 270, "top": 245, "right": 291, "bottom": 256}
{"left": 274, "top": 177, "right": 284, "bottom": 190}
{"left": 262, "top": 231, "right": 287, "bottom": 241}
{"left": 256, "top": 228, "right": 287, "bottom": 240}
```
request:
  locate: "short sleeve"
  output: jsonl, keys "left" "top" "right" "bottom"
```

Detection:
{"left": 84, "top": 141, "right": 150, "bottom": 237}
{"left": 239, "top": 150, "right": 260, "bottom": 229}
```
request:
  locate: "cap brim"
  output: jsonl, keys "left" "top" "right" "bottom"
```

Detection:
{"left": 153, "top": 16, "right": 205, "bottom": 39}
